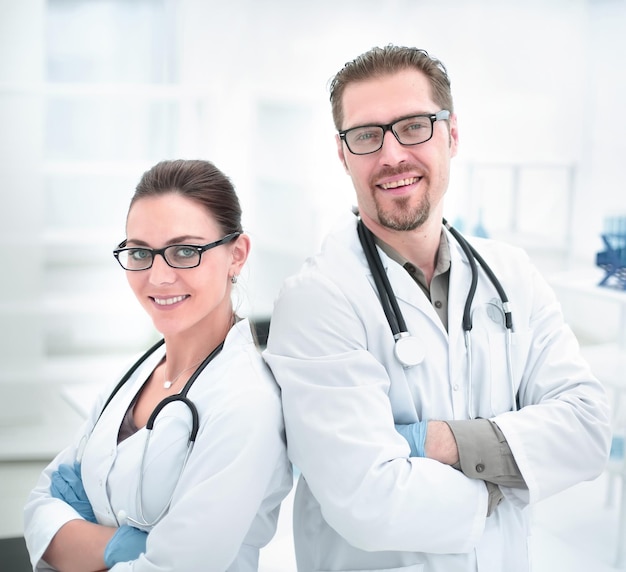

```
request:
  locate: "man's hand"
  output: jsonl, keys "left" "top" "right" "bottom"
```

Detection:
{"left": 395, "top": 421, "right": 428, "bottom": 457}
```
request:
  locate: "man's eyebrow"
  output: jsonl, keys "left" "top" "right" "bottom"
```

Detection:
{"left": 345, "top": 111, "right": 433, "bottom": 129}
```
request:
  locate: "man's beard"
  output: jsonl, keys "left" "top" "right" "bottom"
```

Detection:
{"left": 376, "top": 194, "right": 431, "bottom": 231}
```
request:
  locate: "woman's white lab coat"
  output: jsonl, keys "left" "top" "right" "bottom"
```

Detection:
{"left": 264, "top": 219, "right": 611, "bottom": 572}
{"left": 24, "top": 319, "right": 292, "bottom": 571}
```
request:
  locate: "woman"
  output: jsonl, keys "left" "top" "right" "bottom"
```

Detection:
{"left": 24, "top": 159, "right": 292, "bottom": 571}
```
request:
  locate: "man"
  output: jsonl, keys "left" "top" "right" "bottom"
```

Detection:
{"left": 264, "top": 45, "right": 610, "bottom": 572}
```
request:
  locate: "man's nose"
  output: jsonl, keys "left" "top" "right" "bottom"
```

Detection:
{"left": 378, "top": 130, "right": 411, "bottom": 165}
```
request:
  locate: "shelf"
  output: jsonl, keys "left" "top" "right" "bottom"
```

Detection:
{"left": 580, "top": 343, "right": 626, "bottom": 389}
{"left": 549, "top": 268, "right": 626, "bottom": 349}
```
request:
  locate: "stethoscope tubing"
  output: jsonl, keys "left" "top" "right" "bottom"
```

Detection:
{"left": 357, "top": 217, "right": 518, "bottom": 417}
{"left": 85, "top": 338, "right": 224, "bottom": 528}
{"left": 357, "top": 220, "right": 408, "bottom": 336}
{"left": 445, "top": 219, "right": 513, "bottom": 331}
{"left": 443, "top": 220, "right": 480, "bottom": 333}
{"left": 98, "top": 338, "right": 166, "bottom": 421}
{"left": 132, "top": 409, "right": 196, "bottom": 528}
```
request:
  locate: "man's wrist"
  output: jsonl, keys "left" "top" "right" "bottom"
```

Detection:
{"left": 424, "top": 421, "right": 460, "bottom": 465}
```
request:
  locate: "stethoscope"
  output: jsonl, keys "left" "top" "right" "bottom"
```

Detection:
{"left": 356, "top": 217, "right": 518, "bottom": 417}
{"left": 77, "top": 338, "right": 224, "bottom": 528}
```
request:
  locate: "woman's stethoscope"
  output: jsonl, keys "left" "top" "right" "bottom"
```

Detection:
{"left": 78, "top": 338, "right": 224, "bottom": 528}
{"left": 356, "top": 217, "right": 518, "bottom": 417}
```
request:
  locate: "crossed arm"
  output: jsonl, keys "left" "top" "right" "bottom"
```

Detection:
{"left": 43, "top": 520, "right": 114, "bottom": 572}
{"left": 396, "top": 418, "right": 526, "bottom": 515}
{"left": 42, "top": 462, "right": 148, "bottom": 572}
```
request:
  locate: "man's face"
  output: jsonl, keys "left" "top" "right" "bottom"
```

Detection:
{"left": 336, "top": 69, "right": 458, "bottom": 232}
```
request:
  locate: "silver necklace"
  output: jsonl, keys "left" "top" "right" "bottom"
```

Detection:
{"left": 162, "top": 358, "right": 203, "bottom": 389}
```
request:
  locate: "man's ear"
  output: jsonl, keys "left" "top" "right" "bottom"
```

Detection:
{"left": 336, "top": 134, "right": 349, "bottom": 172}
{"left": 449, "top": 113, "right": 459, "bottom": 158}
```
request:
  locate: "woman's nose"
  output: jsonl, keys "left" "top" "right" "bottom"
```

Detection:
{"left": 148, "top": 253, "right": 177, "bottom": 284}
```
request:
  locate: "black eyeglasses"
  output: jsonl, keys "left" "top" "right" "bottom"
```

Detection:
{"left": 113, "top": 232, "right": 241, "bottom": 271}
{"left": 338, "top": 110, "right": 450, "bottom": 155}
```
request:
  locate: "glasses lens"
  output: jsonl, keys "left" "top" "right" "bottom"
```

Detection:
{"left": 118, "top": 248, "right": 153, "bottom": 270}
{"left": 393, "top": 116, "right": 433, "bottom": 145}
{"left": 164, "top": 245, "right": 201, "bottom": 268}
{"left": 346, "top": 126, "right": 384, "bottom": 154}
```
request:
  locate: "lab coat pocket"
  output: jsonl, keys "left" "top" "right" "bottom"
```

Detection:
{"left": 470, "top": 301, "right": 532, "bottom": 417}
{"left": 485, "top": 328, "right": 532, "bottom": 415}
{"left": 317, "top": 565, "right": 423, "bottom": 572}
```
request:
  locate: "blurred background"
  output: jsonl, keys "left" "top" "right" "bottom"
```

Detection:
{"left": 1, "top": 0, "right": 626, "bottom": 570}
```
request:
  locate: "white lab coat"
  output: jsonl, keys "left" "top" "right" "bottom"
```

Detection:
{"left": 24, "top": 319, "right": 292, "bottom": 572}
{"left": 264, "top": 218, "right": 611, "bottom": 572}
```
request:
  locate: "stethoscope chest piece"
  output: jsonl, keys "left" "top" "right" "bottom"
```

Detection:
{"left": 394, "top": 332, "right": 425, "bottom": 368}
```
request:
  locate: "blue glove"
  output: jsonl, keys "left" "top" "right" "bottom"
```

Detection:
{"left": 104, "top": 525, "right": 148, "bottom": 567}
{"left": 395, "top": 420, "right": 428, "bottom": 457}
{"left": 50, "top": 462, "right": 97, "bottom": 523}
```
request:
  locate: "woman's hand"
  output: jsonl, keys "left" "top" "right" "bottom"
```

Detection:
{"left": 50, "top": 462, "right": 97, "bottom": 523}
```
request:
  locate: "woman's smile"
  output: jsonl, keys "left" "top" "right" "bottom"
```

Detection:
{"left": 151, "top": 294, "right": 189, "bottom": 307}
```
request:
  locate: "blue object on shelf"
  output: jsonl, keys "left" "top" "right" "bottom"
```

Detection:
{"left": 473, "top": 215, "right": 489, "bottom": 238}
{"left": 596, "top": 216, "right": 626, "bottom": 290}
{"left": 611, "top": 434, "right": 624, "bottom": 461}
{"left": 452, "top": 216, "right": 465, "bottom": 233}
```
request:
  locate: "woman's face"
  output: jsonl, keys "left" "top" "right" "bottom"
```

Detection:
{"left": 124, "top": 193, "right": 248, "bottom": 339}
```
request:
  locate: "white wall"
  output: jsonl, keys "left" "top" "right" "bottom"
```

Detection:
{"left": 0, "top": 1, "right": 46, "bottom": 380}
{"left": 174, "top": 0, "right": 626, "bottom": 265}
{"left": 1, "top": 0, "right": 625, "bottom": 385}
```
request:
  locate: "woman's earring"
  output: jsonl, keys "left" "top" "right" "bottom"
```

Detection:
{"left": 230, "top": 275, "right": 238, "bottom": 284}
